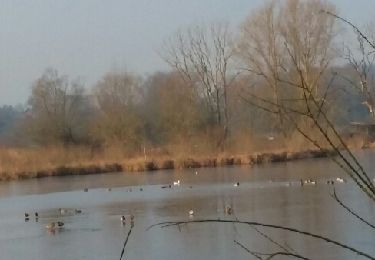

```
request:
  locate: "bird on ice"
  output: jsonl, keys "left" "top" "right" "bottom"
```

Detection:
{"left": 225, "top": 205, "right": 233, "bottom": 215}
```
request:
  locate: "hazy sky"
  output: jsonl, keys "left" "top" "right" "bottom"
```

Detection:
{"left": 0, "top": 0, "right": 374, "bottom": 105}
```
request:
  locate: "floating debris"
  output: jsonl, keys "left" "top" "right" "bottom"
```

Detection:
{"left": 75, "top": 209, "right": 82, "bottom": 214}
{"left": 173, "top": 180, "right": 180, "bottom": 186}
{"left": 161, "top": 185, "right": 172, "bottom": 189}
{"left": 336, "top": 177, "right": 346, "bottom": 183}
{"left": 233, "top": 182, "right": 240, "bottom": 187}
{"left": 188, "top": 209, "right": 194, "bottom": 216}
{"left": 83, "top": 188, "right": 88, "bottom": 192}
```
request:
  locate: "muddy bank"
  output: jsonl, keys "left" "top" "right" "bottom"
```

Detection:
{"left": 0, "top": 148, "right": 337, "bottom": 182}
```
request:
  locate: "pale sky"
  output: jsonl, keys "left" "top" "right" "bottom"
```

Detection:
{"left": 0, "top": 0, "right": 374, "bottom": 105}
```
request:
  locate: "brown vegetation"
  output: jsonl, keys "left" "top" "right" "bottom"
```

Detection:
{"left": 0, "top": 0, "right": 374, "bottom": 187}
{"left": 0, "top": 137, "right": 345, "bottom": 182}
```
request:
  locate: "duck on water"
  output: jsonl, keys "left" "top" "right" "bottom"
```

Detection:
{"left": 46, "top": 221, "right": 64, "bottom": 230}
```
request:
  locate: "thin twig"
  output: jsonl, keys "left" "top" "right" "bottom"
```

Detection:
{"left": 322, "top": 11, "right": 375, "bottom": 50}
{"left": 148, "top": 219, "right": 375, "bottom": 259}
{"left": 234, "top": 239, "right": 310, "bottom": 260}
{"left": 331, "top": 188, "right": 375, "bottom": 229}
{"left": 234, "top": 240, "right": 263, "bottom": 260}
{"left": 252, "top": 226, "right": 294, "bottom": 254}
{"left": 119, "top": 225, "right": 133, "bottom": 260}
{"left": 263, "top": 251, "right": 310, "bottom": 260}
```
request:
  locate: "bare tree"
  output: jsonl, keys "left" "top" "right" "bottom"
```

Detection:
{"left": 146, "top": 3, "right": 375, "bottom": 259}
{"left": 92, "top": 71, "right": 144, "bottom": 151}
{"left": 332, "top": 15, "right": 375, "bottom": 119}
{"left": 27, "top": 68, "right": 86, "bottom": 145}
{"left": 236, "top": 1, "right": 287, "bottom": 134}
{"left": 237, "top": 0, "right": 337, "bottom": 136}
{"left": 142, "top": 71, "right": 204, "bottom": 144}
{"left": 238, "top": 0, "right": 375, "bottom": 200}
{"left": 162, "top": 22, "right": 236, "bottom": 148}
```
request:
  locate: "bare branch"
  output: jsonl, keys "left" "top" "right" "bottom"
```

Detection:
{"left": 119, "top": 225, "right": 133, "bottom": 260}
{"left": 149, "top": 220, "right": 375, "bottom": 259}
{"left": 331, "top": 188, "right": 375, "bottom": 229}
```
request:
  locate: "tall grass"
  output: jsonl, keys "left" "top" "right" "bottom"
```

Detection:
{"left": 0, "top": 132, "right": 365, "bottom": 181}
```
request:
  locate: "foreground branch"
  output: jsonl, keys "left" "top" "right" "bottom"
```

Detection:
{"left": 331, "top": 188, "right": 375, "bottom": 229}
{"left": 148, "top": 219, "right": 375, "bottom": 259}
{"left": 322, "top": 10, "right": 375, "bottom": 50}
{"left": 234, "top": 240, "right": 310, "bottom": 260}
{"left": 252, "top": 226, "right": 295, "bottom": 254}
{"left": 119, "top": 225, "right": 133, "bottom": 260}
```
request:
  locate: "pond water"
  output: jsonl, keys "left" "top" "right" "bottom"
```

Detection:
{"left": 0, "top": 150, "right": 374, "bottom": 259}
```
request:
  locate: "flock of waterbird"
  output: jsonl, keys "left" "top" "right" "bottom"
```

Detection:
{"left": 24, "top": 205, "right": 138, "bottom": 233}
{"left": 171, "top": 175, "right": 354, "bottom": 216}
{"left": 24, "top": 171, "right": 374, "bottom": 232}
{"left": 24, "top": 208, "right": 83, "bottom": 232}
{"left": 120, "top": 214, "right": 135, "bottom": 227}
{"left": 299, "top": 177, "right": 347, "bottom": 186}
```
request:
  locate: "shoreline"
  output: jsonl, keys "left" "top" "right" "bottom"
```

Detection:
{"left": 0, "top": 148, "right": 336, "bottom": 182}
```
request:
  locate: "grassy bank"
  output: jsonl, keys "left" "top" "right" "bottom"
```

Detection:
{"left": 0, "top": 145, "right": 338, "bottom": 182}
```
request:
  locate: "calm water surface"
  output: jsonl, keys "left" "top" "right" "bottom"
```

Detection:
{"left": 0, "top": 150, "right": 374, "bottom": 260}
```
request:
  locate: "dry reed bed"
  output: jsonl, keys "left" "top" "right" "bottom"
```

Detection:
{"left": 0, "top": 148, "right": 335, "bottom": 182}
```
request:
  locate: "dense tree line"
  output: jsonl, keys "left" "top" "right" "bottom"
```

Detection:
{"left": 1, "top": 0, "right": 374, "bottom": 154}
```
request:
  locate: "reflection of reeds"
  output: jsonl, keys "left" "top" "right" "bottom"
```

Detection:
{"left": 0, "top": 145, "right": 339, "bottom": 181}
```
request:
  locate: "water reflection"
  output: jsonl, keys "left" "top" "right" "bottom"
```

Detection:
{"left": 0, "top": 152, "right": 373, "bottom": 259}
